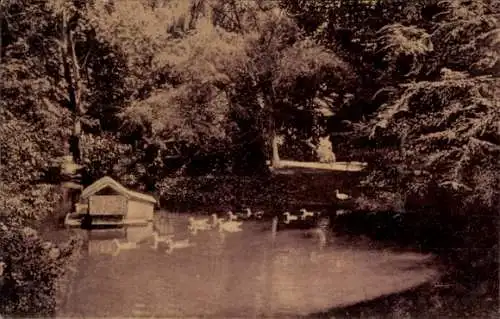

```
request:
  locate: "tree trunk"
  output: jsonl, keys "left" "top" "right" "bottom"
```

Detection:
{"left": 270, "top": 127, "right": 281, "bottom": 168}
{"left": 60, "top": 10, "right": 83, "bottom": 164}
{"left": 256, "top": 88, "right": 281, "bottom": 169}
{"left": 59, "top": 9, "right": 84, "bottom": 220}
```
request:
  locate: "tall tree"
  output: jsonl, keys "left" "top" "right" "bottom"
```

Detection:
{"left": 96, "top": 0, "right": 352, "bottom": 173}
{"left": 366, "top": 0, "right": 499, "bottom": 212}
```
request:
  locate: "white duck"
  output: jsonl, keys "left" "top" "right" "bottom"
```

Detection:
{"left": 282, "top": 212, "right": 299, "bottom": 224}
{"left": 335, "top": 189, "right": 350, "bottom": 200}
{"left": 299, "top": 208, "right": 316, "bottom": 220}
{"left": 253, "top": 210, "right": 265, "bottom": 219}
{"left": 336, "top": 209, "right": 350, "bottom": 216}
{"left": 112, "top": 239, "right": 138, "bottom": 256}
{"left": 236, "top": 208, "right": 252, "bottom": 220}
{"left": 227, "top": 211, "right": 238, "bottom": 221}
{"left": 188, "top": 216, "right": 211, "bottom": 235}
{"left": 218, "top": 220, "right": 243, "bottom": 233}
{"left": 151, "top": 231, "right": 171, "bottom": 250}
{"left": 165, "top": 237, "right": 195, "bottom": 254}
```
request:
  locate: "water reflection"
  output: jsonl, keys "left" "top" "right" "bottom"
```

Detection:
{"left": 87, "top": 224, "right": 153, "bottom": 256}
{"left": 65, "top": 212, "right": 439, "bottom": 318}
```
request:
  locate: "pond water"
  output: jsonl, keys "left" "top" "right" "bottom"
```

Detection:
{"left": 61, "top": 212, "right": 439, "bottom": 318}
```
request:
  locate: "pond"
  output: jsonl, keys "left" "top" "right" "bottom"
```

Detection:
{"left": 60, "top": 212, "right": 439, "bottom": 318}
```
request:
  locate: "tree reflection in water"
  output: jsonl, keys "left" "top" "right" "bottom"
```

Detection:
{"left": 65, "top": 213, "right": 439, "bottom": 318}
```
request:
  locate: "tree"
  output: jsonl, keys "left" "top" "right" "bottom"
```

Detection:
{"left": 366, "top": 0, "right": 499, "bottom": 213}
{"left": 95, "top": 0, "right": 351, "bottom": 174}
{"left": 173, "top": 1, "right": 351, "bottom": 167}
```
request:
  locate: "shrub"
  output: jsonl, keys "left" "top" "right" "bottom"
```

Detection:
{"left": 0, "top": 222, "right": 80, "bottom": 317}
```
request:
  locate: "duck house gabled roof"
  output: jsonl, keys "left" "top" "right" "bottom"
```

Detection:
{"left": 81, "top": 176, "right": 157, "bottom": 204}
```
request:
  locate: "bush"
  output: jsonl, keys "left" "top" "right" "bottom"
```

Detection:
{"left": 155, "top": 171, "right": 367, "bottom": 213}
{"left": 0, "top": 184, "right": 62, "bottom": 227}
{"left": 0, "top": 222, "right": 80, "bottom": 317}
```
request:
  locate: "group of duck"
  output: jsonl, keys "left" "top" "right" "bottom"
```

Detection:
{"left": 111, "top": 208, "right": 265, "bottom": 256}
{"left": 111, "top": 189, "right": 352, "bottom": 256}
{"left": 188, "top": 207, "right": 265, "bottom": 235}
{"left": 188, "top": 206, "right": 328, "bottom": 234}
{"left": 112, "top": 230, "right": 195, "bottom": 256}
{"left": 282, "top": 208, "right": 322, "bottom": 225}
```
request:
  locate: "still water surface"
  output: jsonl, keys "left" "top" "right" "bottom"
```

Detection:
{"left": 62, "top": 212, "right": 439, "bottom": 318}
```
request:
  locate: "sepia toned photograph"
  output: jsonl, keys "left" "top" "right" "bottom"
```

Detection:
{"left": 0, "top": 0, "right": 498, "bottom": 318}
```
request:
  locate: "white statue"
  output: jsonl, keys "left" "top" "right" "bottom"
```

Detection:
{"left": 316, "top": 136, "right": 336, "bottom": 163}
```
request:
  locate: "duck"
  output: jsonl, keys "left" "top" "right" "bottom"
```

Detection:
{"left": 112, "top": 239, "right": 138, "bottom": 256}
{"left": 253, "top": 210, "right": 264, "bottom": 220}
{"left": 218, "top": 220, "right": 243, "bottom": 233}
{"left": 335, "top": 209, "right": 350, "bottom": 216}
{"left": 151, "top": 231, "right": 171, "bottom": 250}
{"left": 244, "top": 208, "right": 264, "bottom": 220}
{"left": 165, "top": 237, "right": 195, "bottom": 254}
{"left": 236, "top": 208, "right": 252, "bottom": 220}
{"left": 335, "top": 189, "right": 350, "bottom": 200}
{"left": 299, "top": 208, "right": 317, "bottom": 220}
{"left": 282, "top": 212, "right": 299, "bottom": 224}
{"left": 227, "top": 211, "right": 238, "bottom": 221}
{"left": 188, "top": 216, "right": 211, "bottom": 235}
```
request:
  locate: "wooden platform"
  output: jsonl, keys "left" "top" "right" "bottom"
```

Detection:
{"left": 64, "top": 214, "right": 151, "bottom": 228}
{"left": 266, "top": 160, "right": 368, "bottom": 174}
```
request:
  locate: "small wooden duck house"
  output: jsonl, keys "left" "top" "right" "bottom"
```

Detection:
{"left": 65, "top": 176, "right": 157, "bottom": 227}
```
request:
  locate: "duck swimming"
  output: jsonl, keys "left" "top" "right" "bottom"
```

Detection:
{"left": 165, "top": 237, "right": 195, "bottom": 254}
{"left": 218, "top": 220, "right": 243, "bottom": 233}
{"left": 282, "top": 212, "right": 299, "bottom": 224}
{"left": 188, "top": 216, "right": 211, "bottom": 235}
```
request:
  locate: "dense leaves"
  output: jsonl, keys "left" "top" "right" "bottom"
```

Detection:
{"left": 0, "top": 221, "right": 83, "bottom": 317}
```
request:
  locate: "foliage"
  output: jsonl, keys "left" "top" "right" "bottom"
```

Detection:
{"left": 0, "top": 184, "right": 62, "bottom": 227}
{"left": 1, "top": 3, "right": 88, "bottom": 316}
{"left": 0, "top": 222, "right": 81, "bottom": 317}
{"left": 374, "top": 23, "right": 434, "bottom": 77}
{"left": 106, "top": 0, "right": 351, "bottom": 168}
{"left": 0, "top": 112, "right": 66, "bottom": 186}
{"left": 80, "top": 133, "right": 135, "bottom": 185}
{"left": 361, "top": 0, "right": 500, "bottom": 213}
{"left": 370, "top": 74, "right": 499, "bottom": 212}
{"left": 156, "top": 171, "right": 367, "bottom": 212}
{"left": 430, "top": 0, "right": 500, "bottom": 75}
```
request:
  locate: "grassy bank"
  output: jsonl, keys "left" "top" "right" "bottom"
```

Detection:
{"left": 156, "top": 172, "right": 367, "bottom": 213}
